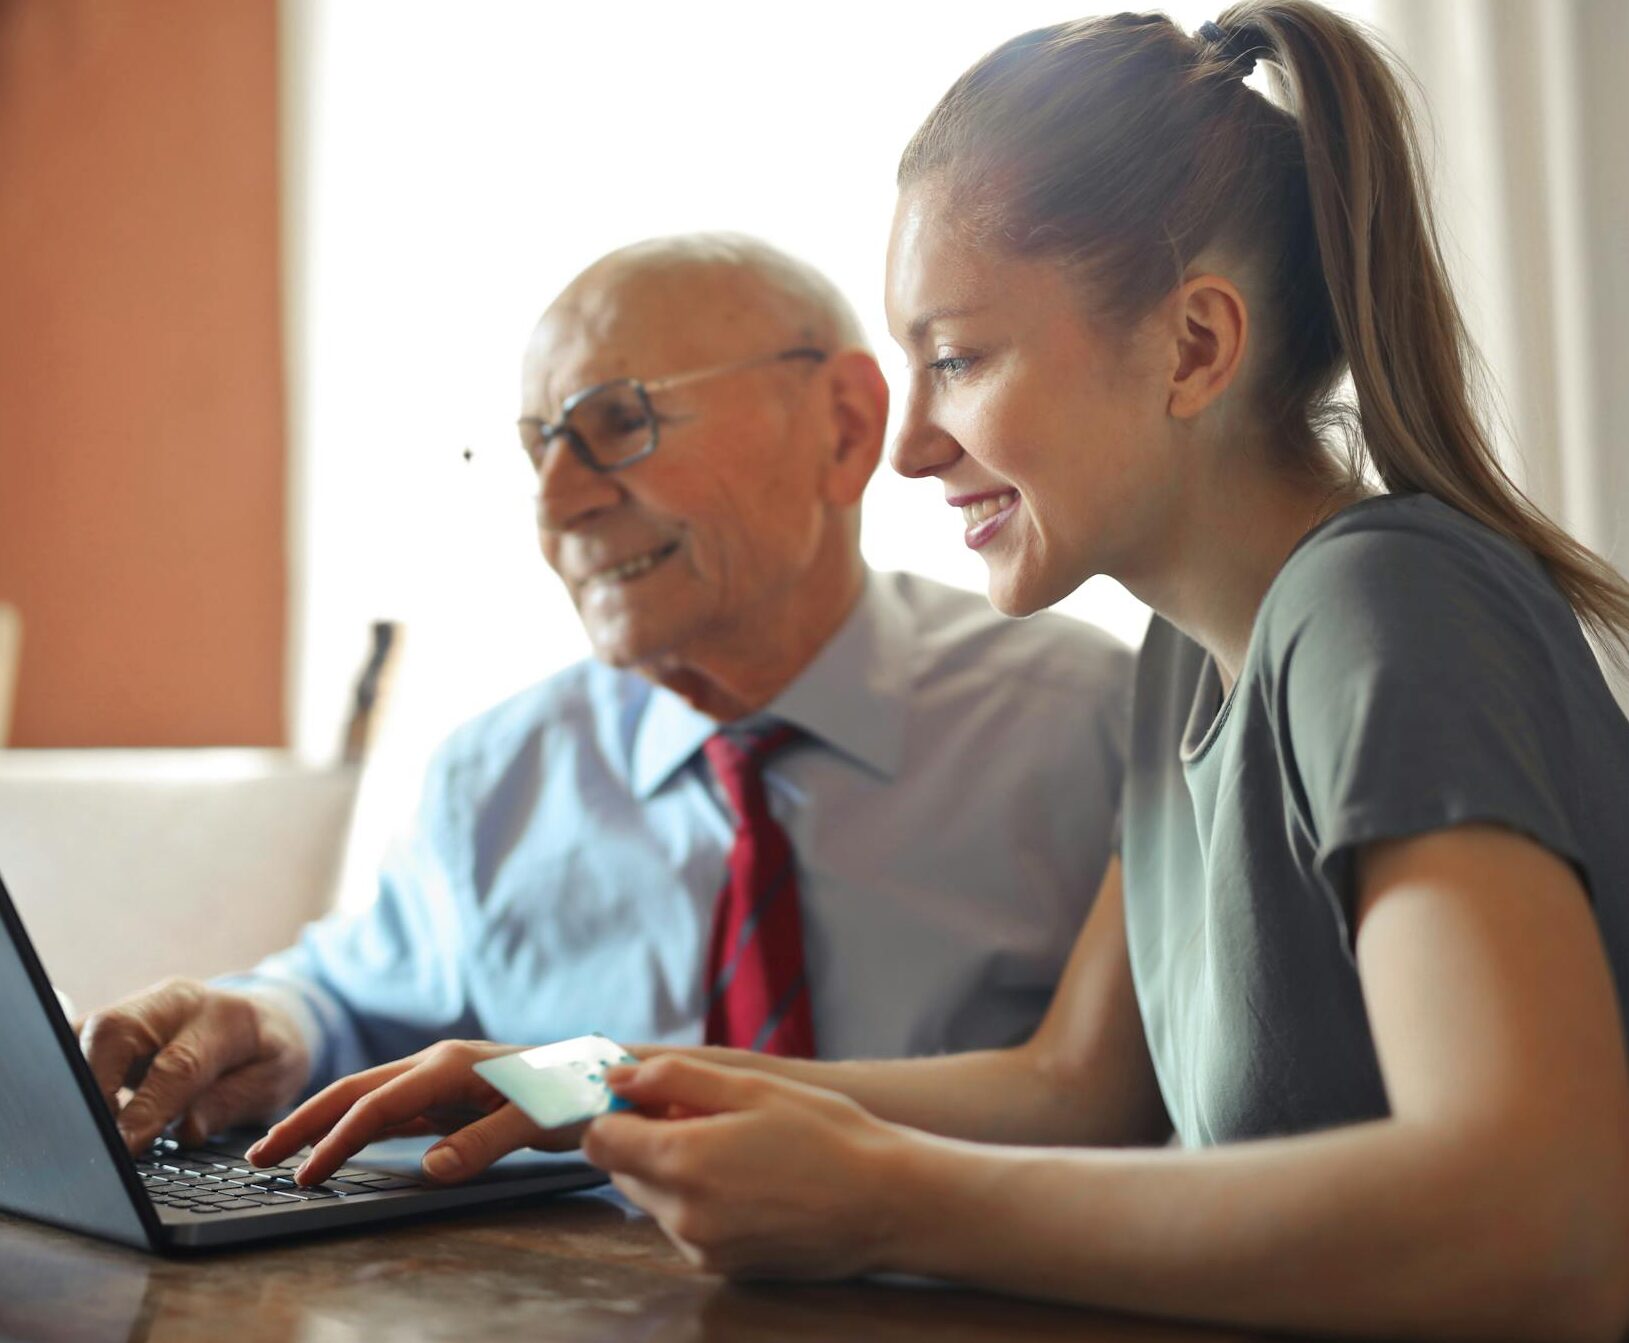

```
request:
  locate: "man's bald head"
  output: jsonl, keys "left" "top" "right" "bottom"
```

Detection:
{"left": 519, "top": 234, "right": 889, "bottom": 720}
{"left": 534, "top": 233, "right": 866, "bottom": 384}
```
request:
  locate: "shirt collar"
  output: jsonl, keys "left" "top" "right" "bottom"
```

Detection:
{"left": 628, "top": 570, "right": 912, "bottom": 799}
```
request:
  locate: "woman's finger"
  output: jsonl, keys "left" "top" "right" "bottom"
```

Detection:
{"left": 603, "top": 1054, "right": 777, "bottom": 1116}
{"left": 417, "top": 1102, "right": 547, "bottom": 1183}
{"left": 248, "top": 1058, "right": 414, "bottom": 1165}
{"left": 294, "top": 1059, "right": 498, "bottom": 1184}
{"left": 608, "top": 1169, "right": 687, "bottom": 1232}
{"left": 582, "top": 1108, "right": 720, "bottom": 1187}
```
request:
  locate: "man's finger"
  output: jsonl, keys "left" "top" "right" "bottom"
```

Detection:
{"left": 249, "top": 1059, "right": 413, "bottom": 1165}
{"left": 117, "top": 1007, "right": 254, "bottom": 1151}
{"left": 78, "top": 1007, "right": 176, "bottom": 1118}
{"left": 418, "top": 1103, "right": 545, "bottom": 1184}
{"left": 176, "top": 1057, "right": 288, "bottom": 1146}
{"left": 78, "top": 981, "right": 210, "bottom": 1118}
{"left": 78, "top": 1015, "right": 152, "bottom": 1118}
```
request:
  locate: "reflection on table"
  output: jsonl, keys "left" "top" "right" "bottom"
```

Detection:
{"left": 0, "top": 1186, "right": 1284, "bottom": 1343}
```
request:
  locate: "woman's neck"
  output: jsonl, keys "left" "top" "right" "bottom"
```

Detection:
{"left": 1128, "top": 460, "right": 1369, "bottom": 694}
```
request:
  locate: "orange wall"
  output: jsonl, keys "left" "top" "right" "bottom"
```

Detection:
{"left": 0, "top": 0, "right": 286, "bottom": 747}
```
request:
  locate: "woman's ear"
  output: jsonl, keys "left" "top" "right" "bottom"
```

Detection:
{"left": 1167, "top": 273, "right": 1249, "bottom": 420}
{"left": 821, "top": 350, "right": 889, "bottom": 506}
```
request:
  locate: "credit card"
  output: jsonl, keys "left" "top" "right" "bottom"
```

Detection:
{"left": 472, "top": 1033, "right": 638, "bottom": 1130}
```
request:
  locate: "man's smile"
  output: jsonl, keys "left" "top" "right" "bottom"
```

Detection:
{"left": 580, "top": 539, "right": 682, "bottom": 589}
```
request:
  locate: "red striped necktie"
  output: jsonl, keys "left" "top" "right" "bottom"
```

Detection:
{"left": 701, "top": 723, "right": 816, "bottom": 1058}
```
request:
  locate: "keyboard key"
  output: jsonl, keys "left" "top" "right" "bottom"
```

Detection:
{"left": 322, "top": 1180, "right": 385, "bottom": 1196}
{"left": 342, "top": 1174, "right": 423, "bottom": 1190}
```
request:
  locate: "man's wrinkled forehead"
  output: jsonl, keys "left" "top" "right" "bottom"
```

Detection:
{"left": 522, "top": 262, "right": 791, "bottom": 415}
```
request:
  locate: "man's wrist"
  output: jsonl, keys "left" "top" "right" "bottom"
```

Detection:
{"left": 237, "top": 986, "right": 317, "bottom": 1095}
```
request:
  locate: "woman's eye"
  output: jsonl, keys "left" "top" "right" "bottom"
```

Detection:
{"left": 928, "top": 355, "right": 972, "bottom": 377}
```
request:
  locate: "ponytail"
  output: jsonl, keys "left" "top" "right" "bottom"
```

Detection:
{"left": 1222, "top": 3, "right": 1629, "bottom": 655}
{"left": 900, "top": 0, "right": 1629, "bottom": 656}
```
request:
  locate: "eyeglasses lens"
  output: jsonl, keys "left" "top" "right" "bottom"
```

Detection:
{"left": 573, "top": 382, "right": 654, "bottom": 468}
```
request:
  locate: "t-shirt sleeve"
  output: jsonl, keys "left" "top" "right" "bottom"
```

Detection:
{"left": 1264, "top": 523, "right": 1587, "bottom": 941}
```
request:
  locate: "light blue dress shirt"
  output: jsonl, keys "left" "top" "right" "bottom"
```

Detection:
{"left": 234, "top": 571, "right": 1133, "bottom": 1092}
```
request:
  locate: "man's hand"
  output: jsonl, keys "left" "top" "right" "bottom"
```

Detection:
{"left": 76, "top": 978, "right": 312, "bottom": 1153}
{"left": 246, "top": 1040, "right": 580, "bottom": 1187}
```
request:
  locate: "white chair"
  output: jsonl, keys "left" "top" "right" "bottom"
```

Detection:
{"left": 0, "top": 751, "right": 358, "bottom": 1015}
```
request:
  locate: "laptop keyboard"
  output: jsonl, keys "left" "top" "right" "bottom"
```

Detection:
{"left": 134, "top": 1135, "right": 425, "bottom": 1215}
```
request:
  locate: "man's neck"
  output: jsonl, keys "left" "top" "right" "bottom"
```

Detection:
{"left": 642, "top": 563, "right": 868, "bottom": 722}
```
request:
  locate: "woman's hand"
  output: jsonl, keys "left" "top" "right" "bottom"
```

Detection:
{"left": 584, "top": 1054, "right": 916, "bottom": 1280}
{"left": 246, "top": 1040, "right": 577, "bottom": 1186}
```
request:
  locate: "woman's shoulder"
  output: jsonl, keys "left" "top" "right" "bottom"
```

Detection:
{"left": 1285, "top": 492, "right": 1551, "bottom": 594}
{"left": 1256, "top": 493, "right": 1576, "bottom": 669}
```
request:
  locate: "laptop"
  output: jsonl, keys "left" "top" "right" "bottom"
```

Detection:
{"left": 0, "top": 867, "right": 607, "bottom": 1250}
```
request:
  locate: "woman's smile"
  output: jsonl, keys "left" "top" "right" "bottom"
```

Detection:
{"left": 948, "top": 489, "right": 1021, "bottom": 549}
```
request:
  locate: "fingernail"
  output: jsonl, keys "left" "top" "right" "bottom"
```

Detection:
{"left": 293, "top": 1161, "right": 312, "bottom": 1184}
{"left": 423, "top": 1147, "right": 462, "bottom": 1181}
{"left": 245, "top": 1141, "right": 265, "bottom": 1163}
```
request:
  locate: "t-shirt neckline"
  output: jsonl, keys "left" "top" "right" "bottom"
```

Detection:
{"left": 1178, "top": 492, "right": 1407, "bottom": 766}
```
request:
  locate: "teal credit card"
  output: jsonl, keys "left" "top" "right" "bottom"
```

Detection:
{"left": 472, "top": 1034, "right": 638, "bottom": 1130}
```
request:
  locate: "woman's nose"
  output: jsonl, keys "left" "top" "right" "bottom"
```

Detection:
{"left": 889, "top": 391, "right": 961, "bottom": 480}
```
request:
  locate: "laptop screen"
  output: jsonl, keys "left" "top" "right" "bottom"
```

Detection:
{"left": 0, "top": 871, "right": 155, "bottom": 1250}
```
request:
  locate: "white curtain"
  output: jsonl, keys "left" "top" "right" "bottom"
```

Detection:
{"left": 1373, "top": 0, "right": 1629, "bottom": 573}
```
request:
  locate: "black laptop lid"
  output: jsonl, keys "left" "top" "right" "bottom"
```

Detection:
{"left": 0, "top": 870, "right": 156, "bottom": 1249}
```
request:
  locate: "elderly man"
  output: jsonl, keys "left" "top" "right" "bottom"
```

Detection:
{"left": 80, "top": 234, "right": 1131, "bottom": 1157}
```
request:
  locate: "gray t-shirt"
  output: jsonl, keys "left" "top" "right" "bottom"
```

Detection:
{"left": 1123, "top": 493, "right": 1629, "bottom": 1147}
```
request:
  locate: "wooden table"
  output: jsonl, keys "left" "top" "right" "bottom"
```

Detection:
{"left": 0, "top": 1187, "right": 1288, "bottom": 1342}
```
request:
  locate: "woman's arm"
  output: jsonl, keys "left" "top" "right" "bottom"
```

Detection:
{"left": 645, "top": 857, "right": 1170, "bottom": 1147}
{"left": 250, "top": 859, "right": 1163, "bottom": 1183}
{"left": 588, "top": 826, "right": 1629, "bottom": 1343}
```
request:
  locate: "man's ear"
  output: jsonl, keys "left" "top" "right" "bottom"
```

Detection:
{"left": 1166, "top": 273, "right": 1249, "bottom": 420}
{"left": 820, "top": 351, "right": 888, "bottom": 506}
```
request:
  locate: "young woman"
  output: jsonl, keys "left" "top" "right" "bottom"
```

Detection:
{"left": 255, "top": 4, "right": 1629, "bottom": 1337}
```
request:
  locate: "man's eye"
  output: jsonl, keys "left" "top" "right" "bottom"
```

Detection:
{"left": 585, "top": 402, "right": 650, "bottom": 438}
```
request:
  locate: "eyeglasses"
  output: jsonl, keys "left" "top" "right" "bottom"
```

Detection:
{"left": 517, "top": 346, "right": 827, "bottom": 475}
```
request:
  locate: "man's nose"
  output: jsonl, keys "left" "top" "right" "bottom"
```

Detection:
{"left": 535, "top": 434, "right": 623, "bottom": 531}
{"left": 888, "top": 391, "right": 961, "bottom": 480}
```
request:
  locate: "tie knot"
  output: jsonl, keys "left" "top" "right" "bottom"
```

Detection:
{"left": 703, "top": 721, "right": 800, "bottom": 818}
